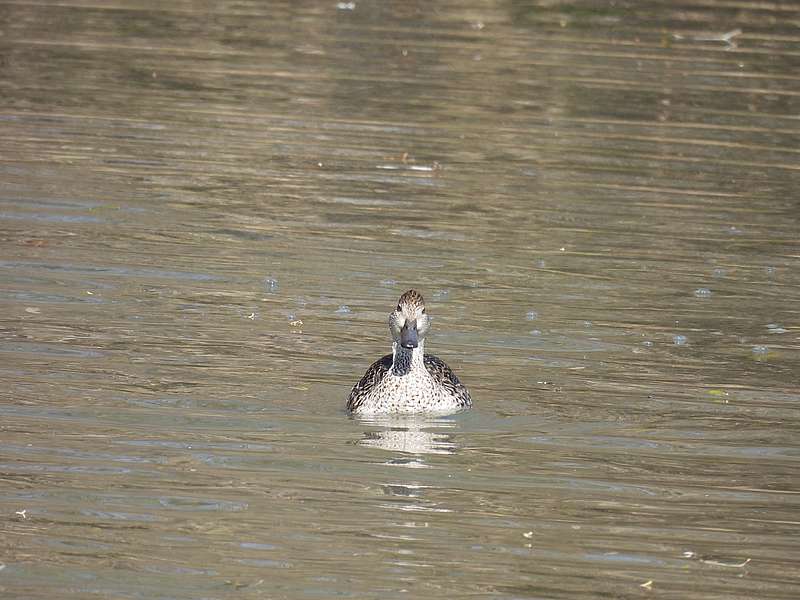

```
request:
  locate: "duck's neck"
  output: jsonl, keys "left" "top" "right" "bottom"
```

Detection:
{"left": 391, "top": 341, "right": 425, "bottom": 376}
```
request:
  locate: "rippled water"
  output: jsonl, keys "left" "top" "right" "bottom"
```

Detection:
{"left": 2, "top": 1, "right": 799, "bottom": 598}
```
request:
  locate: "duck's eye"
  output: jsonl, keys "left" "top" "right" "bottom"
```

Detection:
{"left": 397, "top": 305, "right": 402, "bottom": 311}
{"left": 421, "top": 308, "right": 426, "bottom": 314}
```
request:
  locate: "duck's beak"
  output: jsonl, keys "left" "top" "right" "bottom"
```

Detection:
{"left": 400, "top": 320, "right": 419, "bottom": 349}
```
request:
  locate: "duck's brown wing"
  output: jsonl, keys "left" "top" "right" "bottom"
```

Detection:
{"left": 347, "top": 354, "right": 393, "bottom": 412}
{"left": 423, "top": 354, "right": 472, "bottom": 408}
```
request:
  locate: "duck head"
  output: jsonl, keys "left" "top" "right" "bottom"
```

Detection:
{"left": 389, "top": 289, "right": 430, "bottom": 349}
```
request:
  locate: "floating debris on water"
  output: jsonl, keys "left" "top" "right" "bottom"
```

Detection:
{"left": 672, "top": 334, "right": 688, "bottom": 346}
{"left": 336, "top": 305, "right": 352, "bottom": 314}
{"left": 432, "top": 289, "right": 450, "bottom": 300}
{"left": 525, "top": 310, "right": 538, "bottom": 321}
{"left": 707, "top": 389, "right": 729, "bottom": 403}
{"left": 264, "top": 278, "right": 279, "bottom": 293}
{"left": 752, "top": 345, "right": 769, "bottom": 355}
{"left": 693, "top": 287, "right": 712, "bottom": 298}
{"left": 766, "top": 323, "right": 786, "bottom": 334}
{"left": 700, "top": 556, "right": 751, "bottom": 568}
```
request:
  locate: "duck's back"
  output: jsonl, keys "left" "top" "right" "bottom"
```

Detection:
{"left": 347, "top": 353, "right": 471, "bottom": 414}
{"left": 421, "top": 354, "right": 472, "bottom": 409}
{"left": 347, "top": 354, "right": 392, "bottom": 412}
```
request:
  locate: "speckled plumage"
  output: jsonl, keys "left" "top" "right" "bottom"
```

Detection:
{"left": 347, "top": 290, "right": 472, "bottom": 414}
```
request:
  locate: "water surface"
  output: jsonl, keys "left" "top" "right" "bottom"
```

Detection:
{"left": 1, "top": 1, "right": 799, "bottom": 598}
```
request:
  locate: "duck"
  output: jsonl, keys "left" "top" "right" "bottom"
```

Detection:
{"left": 347, "top": 289, "right": 472, "bottom": 414}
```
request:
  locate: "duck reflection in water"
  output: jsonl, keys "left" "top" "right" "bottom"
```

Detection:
{"left": 354, "top": 413, "right": 459, "bottom": 456}
{"left": 354, "top": 413, "right": 462, "bottom": 515}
